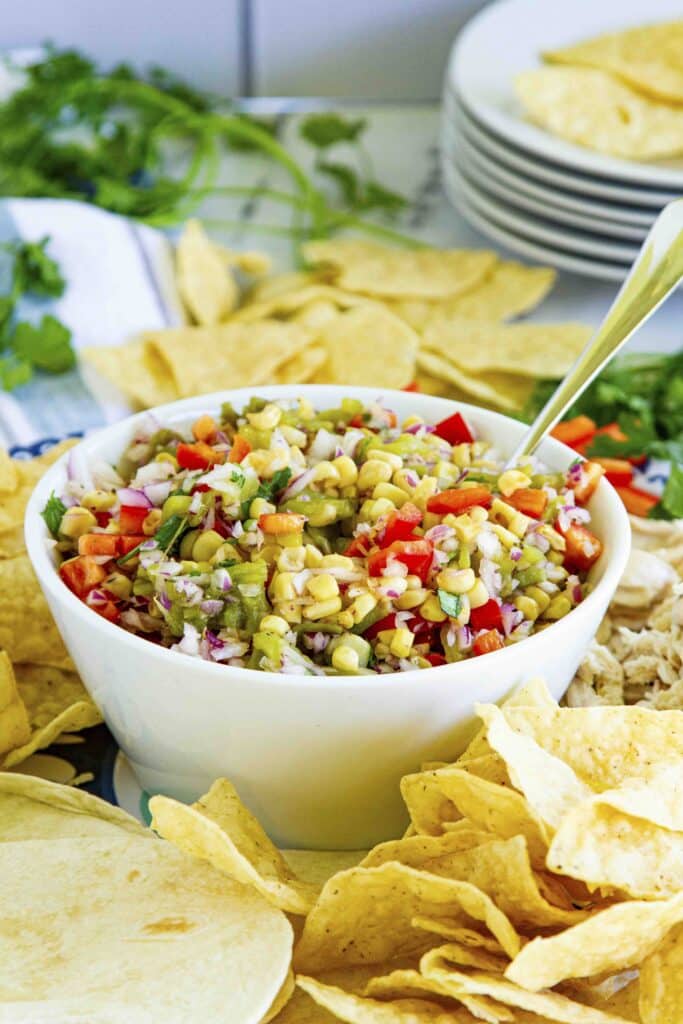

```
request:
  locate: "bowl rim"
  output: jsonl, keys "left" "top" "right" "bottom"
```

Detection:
{"left": 25, "top": 385, "right": 632, "bottom": 690}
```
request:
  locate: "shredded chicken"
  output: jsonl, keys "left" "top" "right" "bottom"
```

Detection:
{"left": 565, "top": 515, "right": 683, "bottom": 710}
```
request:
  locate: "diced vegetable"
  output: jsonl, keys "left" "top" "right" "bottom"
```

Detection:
{"left": 472, "top": 630, "right": 504, "bottom": 656}
{"left": 573, "top": 461, "right": 605, "bottom": 504}
{"left": 506, "top": 488, "right": 547, "bottom": 519}
{"left": 177, "top": 441, "right": 224, "bottom": 470}
{"left": 615, "top": 485, "right": 659, "bottom": 517}
{"left": 258, "top": 512, "right": 307, "bottom": 535}
{"left": 469, "top": 599, "right": 503, "bottom": 633}
{"left": 433, "top": 411, "right": 474, "bottom": 445}
{"left": 426, "top": 486, "right": 492, "bottom": 515}
{"left": 59, "top": 555, "right": 107, "bottom": 597}
{"left": 592, "top": 457, "right": 633, "bottom": 488}
{"left": 550, "top": 416, "right": 596, "bottom": 448}
{"left": 367, "top": 539, "right": 433, "bottom": 582}
{"left": 229, "top": 434, "right": 252, "bottom": 463}
{"left": 378, "top": 503, "right": 423, "bottom": 547}
{"left": 562, "top": 524, "right": 604, "bottom": 573}
{"left": 119, "top": 505, "right": 149, "bottom": 534}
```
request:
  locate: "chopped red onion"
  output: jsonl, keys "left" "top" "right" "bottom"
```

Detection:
{"left": 302, "top": 631, "right": 330, "bottom": 654}
{"left": 424, "top": 524, "right": 455, "bottom": 543}
{"left": 309, "top": 428, "right": 337, "bottom": 462}
{"left": 121, "top": 608, "right": 161, "bottom": 633}
{"left": 476, "top": 530, "right": 501, "bottom": 559}
{"left": 573, "top": 584, "right": 583, "bottom": 603}
{"left": 457, "top": 626, "right": 473, "bottom": 650}
{"left": 292, "top": 570, "right": 312, "bottom": 595}
{"left": 479, "top": 558, "right": 502, "bottom": 597}
{"left": 557, "top": 504, "right": 591, "bottom": 533}
{"left": 510, "top": 547, "right": 522, "bottom": 562}
{"left": 201, "top": 599, "right": 224, "bottom": 616}
{"left": 339, "top": 428, "right": 366, "bottom": 458}
{"left": 188, "top": 491, "right": 204, "bottom": 515}
{"left": 143, "top": 481, "right": 173, "bottom": 506}
{"left": 232, "top": 521, "right": 244, "bottom": 539}
{"left": 174, "top": 578, "right": 203, "bottom": 605}
{"left": 171, "top": 622, "right": 201, "bottom": 655}
{"left": 281, "top": 467, "right": 316, "bottom": 500}
{"left": 500, "top": 602, "right": 523, "bottom": 637}
{"left": 202, "top": 506, "right": 216, "bottom": 532}
{"left": 211, "top": 568, "right": 232, "bottom": 592}
{"left": 117, "top": 487, "right": 152, "bottom": 508}
{"left": 157, "top": 592, "right": 172, "bottom": 611}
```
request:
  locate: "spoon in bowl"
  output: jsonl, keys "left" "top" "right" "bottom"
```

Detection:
{"left": 510, "top": 197, "right": 683, "bottom": 464}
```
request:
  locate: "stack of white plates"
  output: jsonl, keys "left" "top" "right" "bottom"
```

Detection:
{"left": 441, "top": 0, "right": 683, "bottom": 281}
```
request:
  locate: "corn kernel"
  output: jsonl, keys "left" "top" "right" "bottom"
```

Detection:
{"left": 497, "top": 469, "right": 532, "bottom": 496}
{"left": 298, "top": 398, "right": 315, "bottom": 420}
{"left": 510, "top": 513, "right": 532, "bottom": 538}
{"left": 308, "top": 502, "right": 342, "bottom": 527}
{"left": 436, "top": 460, "right": 459, "bottom": 483}
{"left": 276, "top": 600, "right": 302, "bottom": 624}
{"left": 332, "top": 455, "right": 358, "bottom": 487}
{"left": 259, "top": 544, "right": 281, "bottom": 565}
{"left": 82, "top": 489, "right": 116, "bottom": 511}
{"left": 210, "top": 542, "right": 242, "bottom": 566}
{"left": 320, "top": 554, "right": 354, "bottom": 571}
{"left": 349, "top": 592, "right": 378, "bottom": 623}
{"left": 525, "top": 585, "right": 551, "bottom": 612}
{"left": 337, "top": 610, "right": 355, "bottom": 630}
{"left": 402, "top": 414, "right": 424, "bottom": 429}
{"left": 192, "top": 530, "right": 225, "bottom": 562}
{"left": 59, "top": 506, "right": 97, "bottom": 538}
{"left": 372, "top": 575, "right": 407, "bottom": 597}
{"left": 247, "top": 403, "right": 282, "bottom": 430}
{"left": 467, "top": 578, "right": 490, "bottom": 609}
{"left": 436, "top": 567, "right": 475, "bottom": 594}
{"left": 154, "top": 452, "right": 178, "bottom": 468}
{"left": 331, "top": 644, "right": 360, "bottom": 673}
{"left": 470, "top": 506, "right": 489, "bottom": 525}
{"left": 420, "top": 593, "right": 448, "bottom": 623}
{"left": 306, "top": 573, "right": 339, "bottom": 601}
{"left": 392, "top": 469, "right": 417, "bottom": 495}
{"left": 279, "top": 425, "right": 307, "bottom": 447}
{"left": 390, "top": 627, "right": 414, "bottom": 659}
{"left": 304, "top": 545, "right": 324, "bottom": 569}
{"left": 543, "top": 595, "right": 572, "bottom": 620}
{"left": 312, "top": 460, "right": 340, "bottom": 484}
{"left": 376, "top": 630, "right": 395, "bottom": 646}
{"left": 373, "top": 482, "right": 408, "bottom": 506}
{"left": 358, "top": 459, "right": 393, "bottom": 490}
{"left": 449, "top": 514, "right": 478, "bottom": 545}
{"left": 370, "top": 450, "right": 403, "bottom": 470}
{"left": 103, "top": 572, "right": 132, "bottom": 600}
{"left": 259, "top": 614, "right": 289, "bottom": 636}
{"left": 405, "top": 575, "right": 422, "bottom": 590}
{"left": 412, "top": 476, "right": 438, "bottom": 510}
{"left": 547, "top": 550, "right": 565, "bottom": 565}
{"left": 278, "top": 546, "right": 306, "bottom": 572}
{"left": 537, "top": 524, "right": 566, "bottom": 551}
{"left": 451, "top": 444, "right": 471, "bottom": 468}
{"left": 305, "top": 596, "right": 342, "bottom": 620}
{"left": 422, "top": 512, "right": 440, "bottom": 531}
{"left": 367, "top": 498, "right": 396, "bottom": 520}
{"left": 269, "top": 572, "right": 296, "bottom": 602}
{"left": 249, "top": 497, "right": 277, "bottom": 518}
{"left": 243, "top": 448, "right": 289, "bottom": 478}
{"left": 395, "top": 589, "right": 427, "bottom": 610}
{"left": 142, "top": 509, "right": 162, "bottom": 536}
{"left": 489, "top": 523, "right": 518, "bottom": 548}
{"left": 514, "top": 595, "right": 539, "bottom": 620}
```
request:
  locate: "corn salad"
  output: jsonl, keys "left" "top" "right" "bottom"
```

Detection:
{"left": 45, "top": 397, "right": 605, "bottom": 675}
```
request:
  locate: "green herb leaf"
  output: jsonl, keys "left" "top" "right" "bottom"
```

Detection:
{"left": 299, "top": 113, "right": 367, "bottom": 150}
{"left": 241, "top": 467, "right": 292, "bottom": 517}
{"left": 11, "top": 315, "right": 75, "bottom": 373}
{"left": 41, "top": 491, "right": 67, "bottom": 537}
{"left": 118, "top": 512, "right": 188, "bottom": 564}
{"left": 0, "top": 296, "right": 15, "bottom": 346}
{"left": 648, "top": 463, "right": 683, "bottom": 520}
{"left": 438, "top": 590, "right": 463, "bottom": 618}
{"left": 359, "top": 181, "right": 408, "bottom": 214}
{"left": 7, "top": 236, "right": 66, "bottom": 297}
{"left": 0, "top": 355, "right": 32, "bottom": 390}
{"left": 318, "top": 160, "right": 360, "bottom": 206}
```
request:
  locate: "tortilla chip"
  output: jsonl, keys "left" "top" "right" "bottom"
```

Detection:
{"left": 0, "top": 554, "right": 72, "bottom": 668}
{"left": 0, "top": 448, "right": 19, "bottom": 493}
{"left": 0, "top": 524, "right": 27, "bottom": 559}
{"left": 516, "top": 67, "right": 683, "bottom": 160}
{"left": 303, "top": 240, "right": 497, "bottom": 300}
{"left": 0, "top": 653, "right": 31, "bottom": 757}
{"left": 460, "top": 678, "right": 558, "bottom": 763}
{"left": 411, "top": 920, "right": 506, "bottom": 957}
{"left": 293, "top": 861, "right": 521, "bottom": 972}
{"left": 498, "top": 705, "right": 683, "bottom": 791}
{"left": 275, "top": 344, "right": 328, "bottom": 385}
{"left": 3, "top": 699, "right": 102, "bottom": 770}
{"left": 505, "top": 892, "right": 683, "bottom": 992}
{"left": 360, "top": 828, "right": 494, "bottom": 870}
{"left": 364, "top": 969, "right": 514, "bottom": 1024}
{"left": 0, "top": 770, "right": 148, "bottom": 840}
{"left": 145, "top": 320, "right": 313, "bottom": 398}
{"left": 544, "top": 19, "right": 683, "bottom": 104}
{"left": 314, "top": 304, "right": 418, "bottom": 389}
{"left": 422, "top": 317, "right": 590, "bottom": 380}
{"left": 392, "top": 263, "right": 556, "bottom": 331}
{"left": 246, "top": 270, "right": 329, "bottom": 306}
{"left": 281, "top": 848, "right": 366, "bottom": 888}
{"left": 400, "top": 769, "right": 463, "bottom": 835}
{"left": 297, "top": 977, "right": 470, "bottom": 1024}
{"left": 423, "top": 953, "right": 630, "bottom": 1024}
{"left": 546, "top": 799, "right": 683, "bottom": 899}
{"left": 13, "top": 663, "right": 98, "bottom": 731}
{"left": 232, "top": 284, "right": 366, "bottom": 324}
{"left": 595, "top": 759, "right": 683, "bottom": 831}
{"left": 639, "top": 921, "right": 683, "bottom": 1024}
{"left": 214, "top": 245, "right": 272, "bottom": 277}
{"left": 475, "top": 704, "right": 592, "bottom": 833}
{"left": 292, "top": 299, "right": 342, "bottom": 330}
{"left": 150, "top": 778, "right": 319, "bottom": 915}
{"left": 416, "top": 350, "right": 534, "bottom": 412}
{"left": 83, "top": 337, "right": 178, "bottom": 409}
{"left": 262, "top": 970, "right": 295, "bottom": 1024}
{"left": 176, "top": 219, "right": 238, "bottom": 325}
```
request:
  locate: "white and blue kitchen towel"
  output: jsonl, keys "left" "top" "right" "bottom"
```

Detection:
{"left": 0, "top": 198, "right": 183, "bottom": 451}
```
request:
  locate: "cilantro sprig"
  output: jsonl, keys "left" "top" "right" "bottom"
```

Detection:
{"left": 241, "top": 467, "right": 292, "bottom": 519}
{"left": 41, "top": 491, "right": 67, "bottom": 537}
{"left": 0, "top": 237, "right": 75, "bottom": 390}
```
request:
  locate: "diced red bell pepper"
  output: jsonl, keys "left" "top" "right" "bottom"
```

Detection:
{"left": 573, "top": 460, "right": 605, "bottom": 504}
{"left": 433, "top": 411, "right": 474, "bottom": 445}
{"left": 344, "top": 534, "right": 373, "bottom": 557}
{"left": 94, "top": 510, "right": 112, "bottom": 528}
{"left": 85, "top": 592, "right": 121, "bottom": 623}
{"left": 117, "top": 535, "right": 146, "bottom": 556}
{"left": 469, "top": 599, "right": 504, "bottom": 633}
{"left": 348, "top": 414, "right": 366, "bottom": 429}
{"left": 427, "top": 486, "right": 492, "bottom": 516}
{"left": 119, "top": 505, "right": 150, "bottom": 534}
{"left": 507, "top": 488, "right": 547, "bottom": 519}
{"left": 592, "top": 457, "right": 633, "bottom": 488}
{"left": 77, "top": 534, "right": 119, "bottom": 557}
{"left": 402, "top": 380, "right": 420, "bottom": 392}
{"left": 228, "top": 434, "right": 252, "bottom": 463}
{"left": 562, "top": 524, "right": 604, "bottom": 573}
{"left": 551, "top": 416, "right": 597, "bottom": 449}
{"left": 59, "top": 555, "right": 107, "bottom": 598}
{"left": 177, "top": 441, "right": 224, "bottom": 471}
{"left": 615, "top": 485, "right": 659, "bottom": 518}
{"left": 425, "top": 653, "right": 447, "bottom": 667}
{"left": 378, "top": 502, "right": 423, "bottom": 547}
{"left": 363, "top": 612, "right": 399, "bottom": 640}
{"left": 472, "top": 630, "right": 505, "bottom": 656}
{"left": 367, "top": 539, "right": 434, "bottom": 583}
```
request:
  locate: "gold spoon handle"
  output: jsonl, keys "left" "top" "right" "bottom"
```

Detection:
{"left": 510, "top": 198, "right": 683, "bottom": 464}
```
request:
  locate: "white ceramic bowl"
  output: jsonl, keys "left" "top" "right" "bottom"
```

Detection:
{"left": 26, "top": 387, "right": 631, "bottom": 849}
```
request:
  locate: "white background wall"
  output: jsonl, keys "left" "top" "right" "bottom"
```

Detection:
{"left": 0, "top": 0, "right": 488, "bottom": 98}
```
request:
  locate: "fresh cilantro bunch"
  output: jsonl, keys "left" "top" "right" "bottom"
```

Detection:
{"left": 0, "top": 236, "right": 75, "bottom": 390}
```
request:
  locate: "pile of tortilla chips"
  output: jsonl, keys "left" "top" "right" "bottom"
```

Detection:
{"left": 145, "top": 677, "right": 683, "bottom": 1024}
{"left": 0, "top": 440, "right": 102, "bottom": 781}
{"left": 516, "top": 19, "right": 683, "bottom": 160}
{"left": 83, "top": 221, "right": 592, "bottom": 413}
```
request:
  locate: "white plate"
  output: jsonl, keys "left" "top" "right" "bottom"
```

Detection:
{"left": 441, "top": 160, "right": 628, "bottom": 282}
{"left": 444, "top": 88, "right": 680, "bottom": 209}
{"left": 449, "top": 0, "right": 683, "bottom": 190}
{"left": 444, "top": 158, "right": 640, "bottom": 264}
{"left": 442, "top": 114, "right": 655, "bottom": 232}
{"left": 442, "top": 127, "right": 650, "bottom": 243}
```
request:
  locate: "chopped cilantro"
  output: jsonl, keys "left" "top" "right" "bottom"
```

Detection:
{"left": 41, "top": 491, "right": 67, "bottom": 537}
{"left": 649, "top": 463, "right": 683, "bottom": 521}
{"left": 12, "top": 315, "right": 75, "bottom": 373}
{"left": 241, "top": 467, "right": 292, "bottom": 518}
